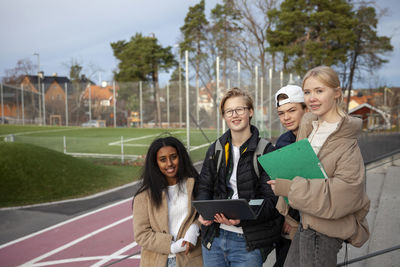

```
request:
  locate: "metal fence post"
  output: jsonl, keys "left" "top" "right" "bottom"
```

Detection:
{"left": 255, "top": 65, "right": 258, "bottom": 128}
{"left": 185, "top": 50, "right": 190, "bottom": 151}
{"left": 268, "top": 68, "right": 272, "bottom": 138}
{"left": 42, "top": 83, "right": 46, "bottom": 126}
{"left": 65, "top": 83, "right": 68, "bottom": 127}
{"left": 63, "top": 136, "right": 67, "bottom": 154}
{"left": 0, "top": 83, "right": 4, "bottom": 124}
{"left": 216, "top": 56, "right": 220, "bottom": 138}
{"left": 21, "top": 84, "right": 25, "bottom": 125}
{"left": 113, "top": 81, "right": 116, "bottom": 128}
{"left": 140, "top": 81, "right": 143, "bottom": 128}
{"left": 167, "top": 82, "right": 170, "bottom": 127}
{"left": 121, "top": 136, "right": 124, "bottom": 164}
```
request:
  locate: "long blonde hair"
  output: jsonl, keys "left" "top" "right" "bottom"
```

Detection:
{"left": 302, "top": 66, "right": 345, "bottom": 116}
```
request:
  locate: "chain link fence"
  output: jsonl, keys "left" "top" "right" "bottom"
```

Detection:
{"left": 0, "top": 69, "right": 303, "bottom": 140}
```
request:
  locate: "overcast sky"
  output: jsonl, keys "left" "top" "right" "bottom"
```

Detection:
{"left": 0, "top": 0, "right": 399, "bottom": 88}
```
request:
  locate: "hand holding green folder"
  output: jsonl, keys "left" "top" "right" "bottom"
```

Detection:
{"left": 258, "top": 139, "right": 327, "bottom": 181}
{"left": 258, "top": 139, "right": 327, "bottom": 203}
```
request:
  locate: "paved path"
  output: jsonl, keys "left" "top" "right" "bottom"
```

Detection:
{"left": 0, "top": 158, "right": 398, "bottom": 266}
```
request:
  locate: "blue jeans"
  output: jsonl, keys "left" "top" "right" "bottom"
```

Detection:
{"left": 202, "top": 228, "right": 263, "bottom": 267}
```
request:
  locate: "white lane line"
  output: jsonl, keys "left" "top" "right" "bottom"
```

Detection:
{"left": 20, "top": 216, "right": 132, "bottom": 266}
{"left": 189, "top": 142, "right": 212, "bottom": 151}
{"left": 0, "top": 128, "right": 82, "bottom": 137}
{"left": 0, "top": 198, "right": 132, "bottom": 249}
{"left": 108, "top": 130, "right": 184, "bottom": 146}
{"left": 30, "top": 256, "right": 105, "bottom": 266}
{"left": 29, "top": 254, "right": 140, "bottom": 266}
{"left": 116, "top": 144, "right": 148, "bottom": 147}
{"left": 90, "top": 242, "right": 138, "bottom": 267}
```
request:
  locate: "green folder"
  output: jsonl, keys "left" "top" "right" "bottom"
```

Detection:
{"left": 258, "top": 139, "right": 327, "bottom": 203}
{"left": 258, "top": 139, "right": 327, "bottom": 180}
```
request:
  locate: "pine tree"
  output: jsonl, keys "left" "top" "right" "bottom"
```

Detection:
{"left": 342, "top": 5, "right": 393, "bottom": 111}
{"left": 111, "top": 33, "right": 175, "bottom": 126}
{"left": 267, "top": 0, "right": 357, "bottom": 74}
{"left": 210, "top": 0, "right": 241, "bottom": 85}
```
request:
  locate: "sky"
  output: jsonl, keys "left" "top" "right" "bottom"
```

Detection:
{"left": 0, "top": 0, "right": 399, "bottom": 88}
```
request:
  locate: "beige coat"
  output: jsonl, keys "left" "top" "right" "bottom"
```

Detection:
{"left": 275, "top": 113, "right": 370, "bottom": 247}
{"left": 133, "top": 177, "right": 203, "bottom": 267}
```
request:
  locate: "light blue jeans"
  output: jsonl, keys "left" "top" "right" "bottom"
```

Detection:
{"left": 201, "top": 228, "right": 263, "bottom": 267}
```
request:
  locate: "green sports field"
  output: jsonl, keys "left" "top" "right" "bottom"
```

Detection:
{"left": 0, "top": 125, "right": 217, "bottom": 163}
{"left": 0, "top": 125, "right": 219, "bottom": 206}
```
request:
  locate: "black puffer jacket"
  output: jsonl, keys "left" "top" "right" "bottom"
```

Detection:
{"left": 197, "top": 126, "right": 283, "bottom": 255}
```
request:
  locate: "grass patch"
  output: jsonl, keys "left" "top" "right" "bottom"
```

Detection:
{"left": 0, "top": 142, "right": 141, "bottom": 207}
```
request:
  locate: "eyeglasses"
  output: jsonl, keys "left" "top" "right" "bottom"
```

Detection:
{"left": 223, "top": 106, "right": 249, "bottom": 118}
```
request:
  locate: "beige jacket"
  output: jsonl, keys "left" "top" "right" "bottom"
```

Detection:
{"left": 275, "top": 113, "right": 370, "bottom": 247}
{"left": 133, "top": 178, "right": 203, "bottom": 267}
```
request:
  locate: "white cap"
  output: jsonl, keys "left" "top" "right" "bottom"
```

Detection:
{"left": 275, "top": 85, "right": 304, "bottom": 107}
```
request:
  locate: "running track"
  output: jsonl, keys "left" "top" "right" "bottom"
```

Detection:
{"left": 0, "top": 198, "right": 140, "bottom": 266}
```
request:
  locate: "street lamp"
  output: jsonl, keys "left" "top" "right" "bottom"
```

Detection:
{"left": 33, "top": 52, "right": 42, "bottom": 125}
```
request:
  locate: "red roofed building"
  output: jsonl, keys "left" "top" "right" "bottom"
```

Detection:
{"left": 80, "top": 82, "right": 118, "bottom": 124}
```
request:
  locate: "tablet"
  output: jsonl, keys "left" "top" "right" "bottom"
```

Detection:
{"left": 192, "top": 199, "right": 265, "bottom": 220}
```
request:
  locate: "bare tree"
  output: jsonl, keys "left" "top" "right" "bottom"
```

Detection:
{"left": 232, "top": 0, "right": 278, "bottom": 79}
{"left": 2, "top": 58, "right": 36, "bottom": 84}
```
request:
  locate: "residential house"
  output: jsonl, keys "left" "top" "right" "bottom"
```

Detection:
{"left": 80, "top": 82, "right": 118, "bottom": 125}
{"left": 20, "top": 74, "right": 72, "bottom": 124}
{"left": 346, "top": 91, "right": 391, "bottom": 130}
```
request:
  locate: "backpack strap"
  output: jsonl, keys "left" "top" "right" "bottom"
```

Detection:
{"left": 253, "top": 138, "right": 270, "bottom": 178}
{"left": 214, "top": 139, "right": 223, "bottom": 175}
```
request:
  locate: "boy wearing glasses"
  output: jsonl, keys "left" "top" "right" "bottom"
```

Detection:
{"left": 197, "top": 88, "right": 282, "bottom": 266}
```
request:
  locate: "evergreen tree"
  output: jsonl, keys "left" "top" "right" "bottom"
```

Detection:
{"left": 180, "top": 0, "right": 209, "bottom": 124}
{"left": 342, "top": 4, "right": 393, "bottom": 110}
{"left": 210, "top": 0, "right": 241, "bottom": 85}
{"left": 267, "top": 0, "right": 357, "bottom": 74}
{"left": 111, "top": 33, "right": 176, "bottom": 126}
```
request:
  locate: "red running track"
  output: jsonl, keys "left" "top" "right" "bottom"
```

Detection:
{"left": 0, "top": 198, "right": 141, "bottom": 267}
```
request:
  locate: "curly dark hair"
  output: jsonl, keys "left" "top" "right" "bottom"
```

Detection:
{"left": 134, "top": 136, "right": 199, "bottom": 208}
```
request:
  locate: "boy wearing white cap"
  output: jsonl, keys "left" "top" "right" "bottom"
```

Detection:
{"left": 275, "top": 85, "right": 307, "bottom": 149}
{"left": 273, "top": 85, "right": 306, "bottom": 267}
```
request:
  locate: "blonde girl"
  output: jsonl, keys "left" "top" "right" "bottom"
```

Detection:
{"left": 268, "top": 66, "right": 370, "bottom": 267}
